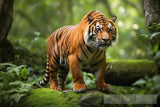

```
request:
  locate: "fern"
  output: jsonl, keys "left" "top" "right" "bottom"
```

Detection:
{"left": 0, "top": 63, "right": 31, "bottom": 106}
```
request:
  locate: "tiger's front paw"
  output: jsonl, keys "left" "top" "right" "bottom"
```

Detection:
{"left": 73, "top": 83, "right": 87, "bottom": 93}
{"left": 97, "top": 83, "right": 110, "bottom": 92}
{"left": 50, "top": 86, "right": 61, "bottom": 91}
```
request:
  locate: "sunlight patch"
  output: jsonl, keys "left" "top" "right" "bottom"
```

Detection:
{"left": 132, "top": 24, "right": 139, "bottom": 29}
{"left": 118, "top": 21, "right": 123, "bottom": 27}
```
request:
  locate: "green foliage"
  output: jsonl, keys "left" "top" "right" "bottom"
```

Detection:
{"left": 141, "top": 23, "right": 160, "bottom": 70}
{"left": 65, "top": 72, "right": 96, "bottom": 89}
{"left": 0, "top": 63, "right": 31, "bottom": 106}
{"left": 82, "top": 72, "right": 96, "bottom": 88}
{"left": 133, "top": 75, "right": 160, "bottom": 96}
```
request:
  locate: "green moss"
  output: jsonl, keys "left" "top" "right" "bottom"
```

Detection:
{"left": 105, "top": 60, "right": 158, "bottom": 85}
{"left": 106, "top": 60, "right": 157, "bottom": 74}
{"left": 19, "top": 86, "right": 142, "bottom": 107}
{"left": 19, "top": 88, "right": 84, "bottom": 107}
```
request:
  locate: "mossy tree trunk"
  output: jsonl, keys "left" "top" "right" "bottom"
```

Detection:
{"left": 105, "top": 60, "right": 158, "bottom": 86}
{"left": 0, "top": 0, "right": 14, "bottom": 62}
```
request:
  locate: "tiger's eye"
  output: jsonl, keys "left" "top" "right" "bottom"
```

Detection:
{"left": 96, "top": 22, "right": 102, "bottom": 32}
{"left": 108, "top": 28, "right": 113, "bottom": 33}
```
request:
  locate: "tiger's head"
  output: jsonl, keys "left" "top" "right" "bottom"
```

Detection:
{"left": 83, "top": 11, "right": 118, "bottom": 50}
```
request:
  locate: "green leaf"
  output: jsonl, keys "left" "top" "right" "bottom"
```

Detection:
{"left": 7, "top": 88, "right": 19, "bottom": 93}
{"left": 153, "top": 43, "right": 159, "bottom": 53}
{"left": 10, "top": 93, "right": 26, "bottom": 103}
{"left": 0, "top": 63, "right": 15, "bottom": 67}
{"left": 133, "top": 79, "right": 146, "bottom": 86}
{"left": 0, "top": 72, "right": 6, "bottom": 80}
{"left": 20, "top": 67, "right": 28, "bottom": 79}
{"left": 152, "top": 75, "right": 160, "bottom": 84}
{"left": 9, "top": 81, "right": 23, "bottom": 87}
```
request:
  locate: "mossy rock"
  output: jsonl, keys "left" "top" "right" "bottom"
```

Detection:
{"left": 19, "top": 88, "right": 83, "bottom": 107}
{"left": 20, "top": 86, "right": 152, "bottom": 107}
{"left": 105, "top": 60, "right": 158, "bottom": 86}
{"left": 19, "top": 88, "right": 127, "bottom": 107}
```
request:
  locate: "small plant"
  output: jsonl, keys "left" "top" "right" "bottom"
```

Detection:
{"left": 65, "top": 72, "right": 96, "bottom": 89}
{"left": 0, "top": 63, "right": 31, "bottom": 106}
{"left": 133, "top": 75, "right": 160, "bottom": 96}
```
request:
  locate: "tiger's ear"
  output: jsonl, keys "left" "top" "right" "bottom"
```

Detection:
{"left": 88, "top": 14, "right": 93, "bottom": 23}
{"left": 111, "top": 15, "right": 117, "bottom": 23}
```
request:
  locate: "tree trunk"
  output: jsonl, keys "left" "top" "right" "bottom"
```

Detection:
{"left": 0, "top": 0, "right": 13, "bottom": 42}
{"left": 144, "top": 0, "right": 160, "bottom": 72}
{"left": 144, "top": 0, "right": 160, "bottom": 32}
{"left": 0, "top": 0, "right": 14, "bottom": 62}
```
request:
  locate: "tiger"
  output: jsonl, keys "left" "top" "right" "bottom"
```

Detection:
{"left": 39, "top": 10, "right": 118, "bottom": 93}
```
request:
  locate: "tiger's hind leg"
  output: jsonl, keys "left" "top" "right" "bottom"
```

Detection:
{"left": 57, "top": 71, "right": 69, "bottom": 90}
{"left": 50, "top": 71, "right": 61, "bottom": 90}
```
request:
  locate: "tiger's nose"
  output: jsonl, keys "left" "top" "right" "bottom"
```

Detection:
{"left": 102, "top": 38, "right": 110, "bottom": 43}
{"left": 102, "top": 38, "right": 111, "bottom": 45}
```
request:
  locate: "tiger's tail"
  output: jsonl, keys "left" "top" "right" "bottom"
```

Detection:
{"left": 39, "top": 58, "right": 50, "bottom": 86}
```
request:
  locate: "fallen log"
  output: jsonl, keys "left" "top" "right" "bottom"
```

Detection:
{"left": 105, "top": 60, "right": 158, "bottom": 86}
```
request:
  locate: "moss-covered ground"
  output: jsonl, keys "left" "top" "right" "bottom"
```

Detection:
{"left": 19, "top": 88, "right": 85, "bottom": 107}
{"left": 19, "top": 85, "right": 142, "bottom": 107}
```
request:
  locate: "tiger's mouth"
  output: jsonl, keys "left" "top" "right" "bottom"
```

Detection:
{"left": 98, "top": 42, "right": 112, "bottom": 49}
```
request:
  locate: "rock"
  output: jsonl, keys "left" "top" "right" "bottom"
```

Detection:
{"left": 19, "top": 88, "right": 116, "bottom": 107}
{"left": 105, "top": 60, "right": 158, "bottom": 86}
{"left": 80, "top": 90, "right": 103, "bottom": 107}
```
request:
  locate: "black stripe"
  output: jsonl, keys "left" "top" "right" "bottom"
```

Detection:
{"left": 91, "top": 58, "right": 104, "bottom": 67}
{"left": 56, "top": 31, "right": 60, "bottom": 56}
{"left": 45, "top": 75, "right": 49, "bottom": 79}
{"left": 96, "top": 50, "right": 103, "bottom": 58}
{"left": 52, "top": 54, "right": 58, "bottom": 66}
{"left": 52, "top": 58, "right": 58, "bottom": 66}
{"left": 65, "top": 39, "right": 68, "bottom": 49}
{"left": 53, "top": 49, "right": 58, "bottom": 58}
{"left": 53, "top": 49, "right": 59, "bottom": 63}
{"left": 39, "top": 81, "right": 44, "bottom": 86}
{"left": 65, "top": 31, "right": 72, "bottom": 49}
{"left": 77, "top": 55, "right": 82, "bottom": 62}
{"left": 90, "top": 11, "right": 96, "bottom": 15}
{"left": 61, "top": 28, "right": 69, "bottom": 49}
{"left": 43, "top": 79, "right": 49, "bottom": 83}
{"left": 50, "top": 70, "right": 58, "bottom": 73}
{"left": 85, "top": 19, "right": 89, "bottom": 24}
{"left": 88, "top": 25, "right": 91, "bottom": 36}
{"left": 92, "top": 12, "right": 99, "bottom": 16}
{"left": 79, "top": 42, "right": 88, "bottom": 59}
{"left": 83, "top": 38, "right": 93, "bottom": 53}
{"left": 86, "top": 44, "right": 92, "bottom": 53}
{"left": 46, "top": 72, "right": 50, "bottom": 75}
{"left": 92, "top": 26, "right": 94, "bottom": 34}
{"left": 59, "top": 31, "right": 63, "bottom": 39}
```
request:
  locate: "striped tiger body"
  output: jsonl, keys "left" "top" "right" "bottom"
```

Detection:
{"left": 39, "top": 10, "right": 118, "bottom": 93}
